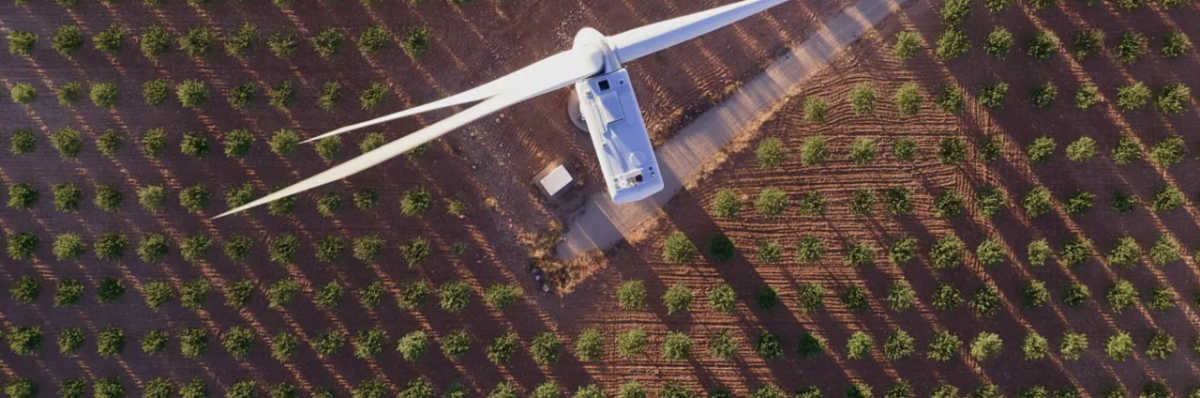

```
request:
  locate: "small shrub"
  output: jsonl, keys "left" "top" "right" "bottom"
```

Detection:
{"left": 54, "top": 81, "right": 81, "bottom": 106}
{"left": 52, "top": 233, "right": 85, "bottom": 260}
{"left": 523, "top": 331, "right": 562, "bottom": 364}
{"left": 884, "top": 187, "right": 914, "bottom": 215}
{"left": 841, "top": 286, "right": 868, "bottom": 312}
{"left": 1161, "top": 32, "right": 1193, "bottom": 58}
{"left": 1145, "top": 330, "right": 1175, "bottom": 359}
{"left": 1150, "top": 235, "right": 1181, "bottom": 266}
{"left": 662, "top": 331, "right": 693, "bottom": 360}
{"left": 52, "top": 25, "right": 84, "bottom": 56}
{"left": 265, "top": 280, "right": 299, "bottom": 309}
{"left": 930, "top": 234, "right": 965, "bottom": 269}
{"left": 221, "top": 128, "right": 255, "bottom": 158}
{"left": 887, "top": 235, "right": 917, "bottom": 266}
{"left": 143, "top": 280, "right": 171, "bottom": 309}
{"left": 1074, "top": 83, "right": 1101, "bottom": 110}
{"left": 1155, "top": 83, "right": 1190, "bottom": 115}
{"left": 176, "top": 80, "right": 208, "bottom": 108}
{"left": 894, "top": 82, "right": 923, "bottom": 116}
{"left": 95, "top": 129, "right": 121, "bottom": 158}
{"left": 936, "top": 29, "right": 970, "bottom": 60}
{"left": 318, "top": 81, "right": 342, "bottom": 111}
{"left": 267, "top": 29, "right": 298, "bottom": 58}
{"left": 798, "top": 283, "right": 825, "bottom": 312}
{"left": 179, "top": 327, "right": 208, "bottom": 358}
{"left": 894, "top": 31, "right": 921, "bottom": 61}
{"left": 883, "top": 329, "right": 915, "bottom": 360}
{"left": 1064, "top": 190, "right": 1094, "bottom": 216}
{"left": 180, "top": 279, "right": 209, "bottom": 308}
{"left": 1022, "top": 186, "right": 1053, "bottom": 218}
{"left": 130, "top": 187, "right": 164, "bottom": 214}
{"left": 268, "top": 234, "right": 298, "bottom": 264}
{"left": 1116, "top": 32, "right": 1148, "bottom": 64}
{"left": 798, "top": 97, "right": 832, "bottom": 124}
{"left": 709, "top": 283, "right": 738, "bottom": 312}
{"left": 397, "top": 330, "right": 428, "bottom": 362}
{"left": 662, "top": 282, "right": 694, "bottom": 314}
{"left": 1106, "top": 237, "right": 1141, "bottom": 268}
{"left": 1023, "top": 279, "right": 1051, "bottom": 309}
{"left": 970, "top": 332, "right": 1003, "bottom": 361}
{"left": 178, "top": 27, "right": 216, "bottom": 57}
{"left": 223, "top": 22, "right": 256, "bottom": 58}
{"left": 617, "top": 328, "right": 647, "bottom": 358}
{"left": 1116, "top": 82, "right": 1152, "bottom": 112}
{"left": 1027, "top": 31, "right": 1058, "bottom": 60}
{"left": 10, "top": 276, "right": 40, "bottom": 304}
{"left": 179, "top": 184, "right": 209, "bottom": 213}
{"left": 850, "top": 189, "right": 876, "bottom": 215}
{"left": 51, "top": 183, "right": 81, "bottom": 212}
{"left": 438, "top": 280, "right": 471, "bottom": 313}
{"left": 1099, "top": 281, "right": 1137, "bottom": 311}
{"left": 936, "top": 85, "right": 965, "bottom": 113}
{"left": 938, "top": 137, "right": 968, "bottom": 164}
{"left": 563, "top": 328, "right": 605, "bottom": 362}
{"left": 96, "top": 277, "right": 125, "bottom": 303}
{"left": 797, "top": 331, "right": 825, "bottom": 358}
{"left": 353, "top": 328, "right": 385, "bottom": 359}
{"left": 1062, "top": 282, "right": 1092, "bottom": 307}
{"left": 359, "top": 82, "right": 389, "bottom": 110}
{"left": 10, "top": 83, "right": 37, "bottom": 104}
{"left": 977, "top": 82, "right": 1010, "bottom": 110}
{"left": 400, "top": 187, "right": 431, "bottom": 216}
{"left": 798, "top": 136, "right": 828, "bottom": 165}
{"left": 972, "top": 285, "right": 1001, "bottom": 317}
{"left": 976, "top": 135, "right": 1003, "bottom": 162}
{"left": 1147, "top": 285, "right": 1176, "bottom": 311}
{"left": 1150, "top": 135, "right": 1186, "bottom": 167}
{"left": 709, "top": 235, "right": 735, "bottom": 262}
{"left": 1027, "top": 136, "right": 1056, "bottom": 164}
{"left": 311, "top": 329, "right": 346, "bottom": 358}
{"left": 92, "top": 379, "right": 122, "bottom": 398}
{"left": 932, "top": 284, "right": 962, "bottom": 310}
{"left": 358, "top": 26, "right": 389, "bottom": 55}
{"left": 58, "top": 328, "right": 85, "bottom": 354}
{"left": 844, "top": 241, "right": 875, "bottom": 267}
{"left": 849, "top": 83, "right": 876, "bottom": 115}
{"left": 934, "top": 190, "right": 964, "bottom": 218}
{"left": 401, "top": 27, "right": 431, "bottom": 58}
{"left": 311, "top": 28, "right": 343, "bottom": 59}
{"left": 396, "top": 280, "right": 430, "bottom": 309}
{"left": 1149, "top": 186, "right": 1184, "bottom": 212}
{"left": 268, "top": 80, "right": 294, "bottom": 109}
{"left": 846, "top": 331, "right": 875, "bottom": 360}
{"left": 96, "top": 327, "right": 126, "bottom": 357}
{"left": 7, "top": 232, "right": 39, "bottom": 261}
{"left": 1029, "top": 82, "right": 1057, "bottom": 108}
{"left": 269, "top": 129, "right": 299, "bottom": 156}
{"left": 755, "top": 137, "right": 787, "bottom": 169}
{"left": 8, "top": 31, "right": 37, "bottom": 56}
{"left": 10, "top": 129, "right": 36, "bottom": 155}
{"left": 54, "top": 279, "right": 84, "bottom": 307}
{"left": 984, "top": 27, "right": 1013, "bottom": 56}
{"left": 927, "top": 330, "right": 962, "bottom": 361}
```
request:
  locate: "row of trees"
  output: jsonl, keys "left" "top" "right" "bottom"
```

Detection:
{"left": 0, "top": 361, "right": 1196, "bottom": 398}
{"left": 616, "top": 271, "right": 1190, "bottom": 316}
{"left": 5, "top": 228, "right": 461, "bottom": 266}
{"left": 7, "top": 273, "right": 521, "bottom": 312}
{"left": 7, "top": 319, "right": 1198, "bottom": 366}
{"left": 758, "top": 131, "right": 1192, "bottom": 172}
{"left": 2, "top": 177, "right": 455, "bottom": 218}
{"left": 6, "top": 23, "right": 431, "bottom": 60}
{"left": 5, "top": 76, "right": 414, "bottom": 112}
{"left": 701, "top": 180, "right": 1189, "bottom": 225}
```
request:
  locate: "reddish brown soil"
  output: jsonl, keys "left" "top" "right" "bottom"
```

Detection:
{"left": 579, "top": 0, "right": 1200, "bottom": 395}
{"left": 0, "top": 0, "right": 860, "bottom": 396}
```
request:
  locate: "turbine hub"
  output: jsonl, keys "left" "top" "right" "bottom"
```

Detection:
{"left": 573, "top": 28, "right": 622, "bottom": 75}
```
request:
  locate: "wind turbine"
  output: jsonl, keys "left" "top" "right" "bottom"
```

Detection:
{"left": 215, "top": 0, "right": 788, "bottom": 219}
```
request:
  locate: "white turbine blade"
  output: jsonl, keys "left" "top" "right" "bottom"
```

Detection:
{"left": 608, "top": 0, "right": 788, "bottom": 64}
{"left": 303, "top": 50, "right": 599, "bottom": 144}
{"left": 213, "top": 49, "right": 604, "bottom": 219}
